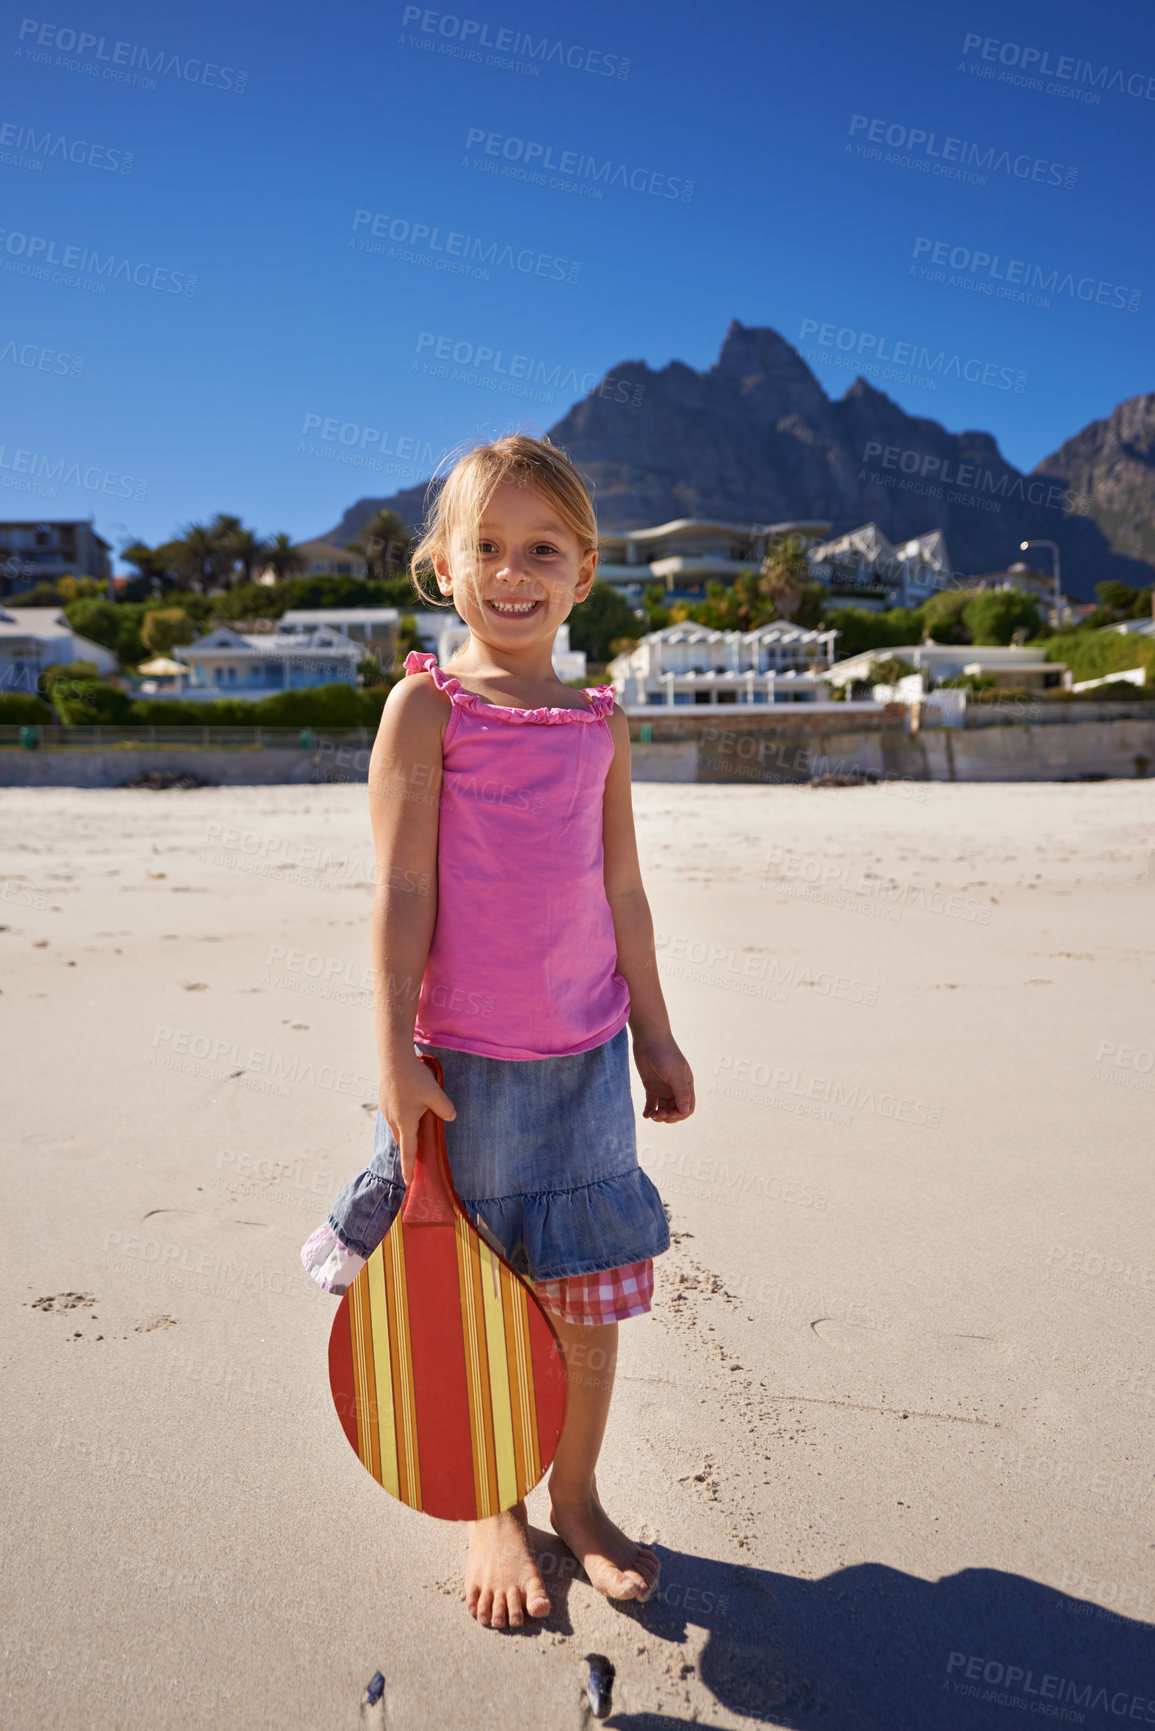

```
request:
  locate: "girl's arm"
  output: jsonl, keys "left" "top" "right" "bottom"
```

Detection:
{"left": 367, "top": 672, "right": 456, "bottom": 1181}
{"left": 601, "top": 703, "right": 695, "bottom": 1123}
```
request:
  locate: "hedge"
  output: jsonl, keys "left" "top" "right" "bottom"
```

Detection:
{"left": 127, "top": 681, "right": 395, "bottom": 728}
{"left": 1044, "top": 630, "right": 1155, "bottom": 687}
{"left": 0, "top": 693, "right": 53, "bottom": 723}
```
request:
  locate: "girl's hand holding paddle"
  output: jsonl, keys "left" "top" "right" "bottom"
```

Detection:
{"left": 379, "top": 1051, "right": 457, "bottom": 1185}
{"left": 633, "top": 1032, "right": 695, "bottom": 1124}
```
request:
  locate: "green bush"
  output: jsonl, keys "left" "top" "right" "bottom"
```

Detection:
{"left": 8, "top": 580, "right": 64, "bottom": 606}
{"left": 0, "top": 692, "right": 52, "bottom": 722}
{"left": 278, "top": 574, "right": 419, "bottom": 611}
{"left": 962, "top": 590, "right": 1042, "bottom": 645}
{"left": 822, "top": 605, "right": 925, "bottom": 660}
{"left": 50, "top": 679, "right": 134, "bottom": 724}
{"left": 920, "top": 590, "right": 973, "bottom": 644}
{"left": 39, "top": 659, "right": 100, "bottom": 695}
{"left": 568, "top": 580, "right": 645, "bottom": 661}
{"left": 209, "top": 583, "right": 287, "bottom": 622}
{"left": 126, "top": 681, "right": 395, "bottom": 728}
{"left": 1044, "top": 629, "right": 1155, "bottom": 687}
{"left": 63, "top": 598, "right": 148, "bottom": 666}
{"left": 127, "top": 698, "right": 266, "bottom": 726}
{"left": 141, "top": 608, "right": 198, "bottom": 658}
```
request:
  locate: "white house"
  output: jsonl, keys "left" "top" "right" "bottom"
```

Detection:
{"left": 827, "top": 643, "right": 1066, "bottom": 694}
{"left": 257, "top": 539, "right": 367, "bottom": 583}
{"left": 609, "top": 621, "right": 839, "bottom": 707}
{"left": 280, "top": 607, "right": 399, "bottom": 664}
{"left": 808, "top": 525, "right": 952, "bottom": 609}
{"left": 175, "top": 623, "right": 362, "bottom": 699}
{"left": 0, "top": 605, "right": 118, "bottom": 696}
{"left": 595, "top": 518, "right": 832, "bottom": 597}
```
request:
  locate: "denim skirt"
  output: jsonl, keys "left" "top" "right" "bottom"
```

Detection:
{"left": 327, "top": 1026, "right": 670, "bottom": 1282}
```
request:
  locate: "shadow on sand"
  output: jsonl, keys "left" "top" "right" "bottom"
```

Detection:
{"left": 599, "top": 1553, "right": 1155, "bottom": 1730}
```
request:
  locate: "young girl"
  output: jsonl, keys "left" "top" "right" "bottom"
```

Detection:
{"left": 301, "top": 433, "right": 694, "bottom": 1631}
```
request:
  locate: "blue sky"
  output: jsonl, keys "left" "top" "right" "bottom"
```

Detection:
{"left": 3, "top": 0, "right": 1153, "bottom": 565}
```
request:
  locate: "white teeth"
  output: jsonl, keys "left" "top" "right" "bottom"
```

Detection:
{"left": 490, "top": 600, "right": 538, "bottom": 613}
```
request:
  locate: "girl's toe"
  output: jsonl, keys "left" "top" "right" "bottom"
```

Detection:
{"left": 506, "top": 1588, "right": 524, "bottom": 1627}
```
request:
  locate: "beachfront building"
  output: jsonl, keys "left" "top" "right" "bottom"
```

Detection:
{"left": 807, "top": 525, "right": 952, "bottom": 609}
{"left": 827, "top": 643, "right": 1067, "bottom": 695}
{"left": 596, "top": 518, "right": 832, "bottom": 599}
{"left": 280, "top": 607, "right": 399, "bottom": 666}
{"left": 0, "top": 604, "right": 118, "bottom": 695}
{"left": 256, "top": 539, "right": 368, "bottom": 583}
{"left": 0, "top": 520, "right": 113, "bottom": 597}
{"left": 609, "top": 621, "right": 839, "bottom": 707}
{"left": 174, "top": 623, "right": 362, "bottom": 698}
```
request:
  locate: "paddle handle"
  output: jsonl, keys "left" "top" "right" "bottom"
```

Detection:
{"left": 400, "top": 1054, "right": 459, "bottom": 1227}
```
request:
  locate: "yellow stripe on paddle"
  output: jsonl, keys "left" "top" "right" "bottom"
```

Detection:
{"left": 385, "top": 1228, "right": 422, "bottom": 1511}
{"left": 366, "top": 1250, "right": 400, "bottom": 1500}
{"left": 478, "top": 1243, "right": 518, "bottom": 1510}
{"left": 455, "top": 1217, "right": 499, "bottom": 1519}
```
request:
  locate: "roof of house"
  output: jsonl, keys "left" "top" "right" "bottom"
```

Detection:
{"left": 291, "top": 539, "right": 367, "bottom": 560}
{"left": 0, "top": 606, "right": 72, "bottom": 638}
{"left": 179, "top": 624, "right": 362, "bottom": 658}
{"left": 280, "top": 607, "right": 399, "bottom": 626}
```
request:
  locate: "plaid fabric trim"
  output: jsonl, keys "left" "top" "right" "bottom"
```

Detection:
{"left": 532, "top": 1258, "right": 654, "bottom": 1326}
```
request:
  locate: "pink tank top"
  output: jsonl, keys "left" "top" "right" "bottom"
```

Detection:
{"left": 405, "top": 650, "right": 631, "bottom": 1061}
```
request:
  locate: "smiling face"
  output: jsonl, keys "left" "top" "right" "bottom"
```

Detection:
{"left": 434, "top": 478, "right": 597, "bottom": 651}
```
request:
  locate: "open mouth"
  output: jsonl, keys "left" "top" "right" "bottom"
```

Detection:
{"left": 485, "top": 598, "right": 543, "bottom": 616}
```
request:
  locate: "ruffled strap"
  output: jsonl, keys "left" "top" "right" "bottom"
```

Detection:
{"left": 403, "top": 649, "right": 614, "bottom": 725}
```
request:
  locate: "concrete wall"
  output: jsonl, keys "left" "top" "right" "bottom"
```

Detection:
{"left": 2, "top": 718, "right": 1154, "bottom": 785}
{"left": 0, "top": 749, "right": 322, "bottom": 788}
{"left": 636, "top": 719, "right": 1155, "bottom": 783}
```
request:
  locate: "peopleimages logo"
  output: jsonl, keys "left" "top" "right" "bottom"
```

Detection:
{"left": 0, "top": 337, "right": 84, "bottom": 377}
{"left": 0, "top": 444, "right": 147, "bottom": 499}
{"left": 848, "top": 115, "right": 1077, "bottom": 188}
{"left": 399, "top": 8, "right": 630, "bottom": 79}
{"left": 960, "top": 33, "right": 1155, "bottom": 103}
{"left": 0, "top": 228, "right": 197, "bottom": 295}
{"left": 861, "top": 439, "right": 1091, "bottom": 516}
{"left": 910, "top": 237, "right": 1141, "bottom": 313}
{"left": 0, "top": 121, "right": 134, "bottom": 173}
{"left": 15, "top": 19, "right": 248, "bottom": 92}
{"left": 463, "top": 128, "right": 692, "bottom": 201}
{"left": 414, "top": 332, "right": 644, "bottom": 407}
{"left": 800, "top": 319, "right": 1026, "bottom": 393}
{"left": 351, "top": 209, "right": 581, "bottom": 284}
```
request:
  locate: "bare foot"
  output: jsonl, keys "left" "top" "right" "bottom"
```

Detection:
{"left": 464, "top": 1501, "right": 552, "bottom": 1629}
{"left": 548, "top": 1483, "right": 660, "bottom": 1602}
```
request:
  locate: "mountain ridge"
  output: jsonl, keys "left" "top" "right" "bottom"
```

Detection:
{"left": 317, "top": 322, "right": 1154, "bottom": 601}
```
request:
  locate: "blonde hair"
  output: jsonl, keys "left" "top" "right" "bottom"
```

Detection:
{"left": 409, "top": 433, "right": 598, "bottom": 611}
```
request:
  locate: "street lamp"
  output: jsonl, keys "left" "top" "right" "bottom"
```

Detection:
{"left": 1020, "top": 539, "right": 1061, "bottom": 627}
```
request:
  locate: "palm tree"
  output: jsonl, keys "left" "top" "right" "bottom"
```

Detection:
{"left": 209, "top": 514, "right": 245, "bottom": 588}
{"left": 229, "top": 528, "right": 268, "bottom": 584}
{"left": 758, "top": 533, "right": 812, "bottom": 622}
{"left": 353, "top": 509, "right": 413, "bottom": 580}
{"left": 175, "top": 521, "right": 234, "bottom": 593}
{"left": 264, "top": 533, "right": 307, "bottom": 583}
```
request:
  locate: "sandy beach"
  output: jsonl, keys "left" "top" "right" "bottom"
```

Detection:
{"left": 4, "top": 778, "right": 1155, "bottom": 1729}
